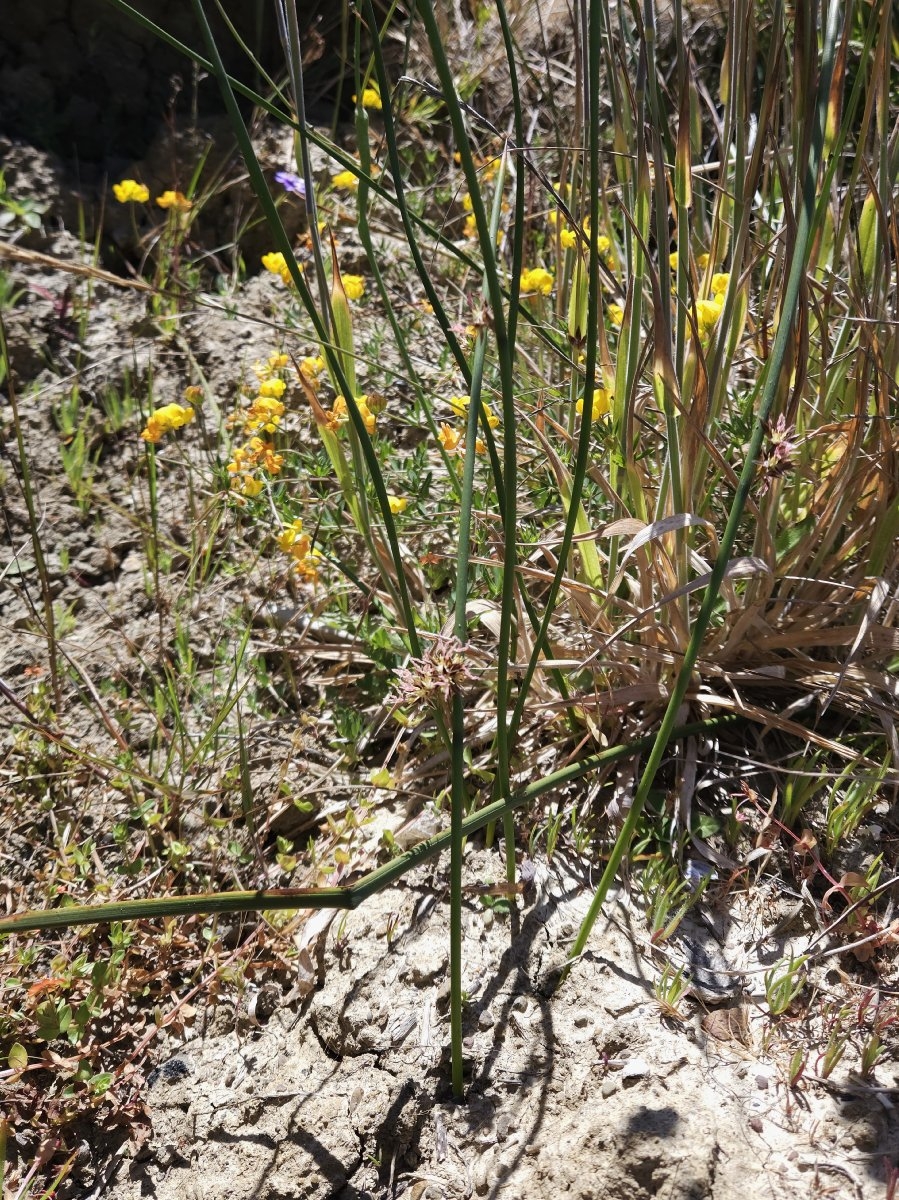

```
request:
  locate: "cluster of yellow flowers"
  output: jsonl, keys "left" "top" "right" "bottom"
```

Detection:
{"left": 156, "top": 190, "right": 192, "bottom": 212}
{"left": 278, "top": 518, "right": 321, "bottom": 582}
{"left": 262, "top": 251, "right": 302, "bottom": 286}
{"left": 323, "top": 393, "right": 384, "bottom": 436}
{"left": 547, "top": 208, "right": 616, "bottom": 269}
{"left": 670, "top": 251, "right": 714, "bottom": 271}
{"left": 352, "top": 84, "right": 382, "bottom": 110}
{"left": 113, "top": 179, "right": 149, "bottom": 204}
{"left": 448, "top": 395, "right": 500, "bottom": 428}
{"left": 342, "top": 274, "right": 365, "bottom": 302}
{"left": 459, "top": 190, "right": 507, "bottom": 245}
{"left": 691, "top": 272, "right": 731, "bottom": 337}
{"left": 519, "top": 267, "right": 554, "bottom": 296}
{"left": 113, "top": 180, "right": 192, "bottom": 210}
{"left": 436, "top": 395, "right": 499, "bottom": 456}
{"left": 332, "top": 170, "right": 359, "bottom": 191}
{"left": 227, "top": 437, "right": 284, "bottom": 497}
{"left": 299, "top": 354, "right": 326, "bottom": 388}
{"left": 575, "top": 388, "right": 611, "bottom": 422}
{"left": 140, "top": 399, "right": 195, "bottom": 443}
{"left": 226, "top": 354, "right": 292, "bottom": 496}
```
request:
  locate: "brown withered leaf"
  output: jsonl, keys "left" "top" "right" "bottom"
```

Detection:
{"left": 701, "top": 1005, "right": 750, "bottom": 1046}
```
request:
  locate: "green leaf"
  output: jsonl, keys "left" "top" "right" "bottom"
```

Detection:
{"left": 7, "top": 1042, "right": 27, "bottom": 1070}
{"left": 858, "top": 191, "right": 878, "bottom": 288}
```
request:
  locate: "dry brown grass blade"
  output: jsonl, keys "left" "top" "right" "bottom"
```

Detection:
{"left": 0, "top": 240, "right": 153, "bottom": 292}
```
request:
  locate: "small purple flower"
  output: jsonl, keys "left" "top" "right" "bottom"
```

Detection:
{"left": 274, "top": 171, "right": 306, "bottom": 198}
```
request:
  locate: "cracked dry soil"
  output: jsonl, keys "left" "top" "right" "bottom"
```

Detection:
{"left": 105, "top": 851, "right": 897, "bottom": 1200}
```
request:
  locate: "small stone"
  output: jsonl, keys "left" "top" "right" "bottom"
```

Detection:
{"left": 409, "top": 949, "right": 447, "bottom": 987}
{"left": 756, "top": 1074, "right": 769, "bottom": 1090}
{"left": 478, "top": 1008, "right": 495, "bottom": 1030}
{"left": 496, "top": 1112, "right": 514, "bottom": 1141}
{"left": 601, "top": 1078, "right": 619, "bottom": 1098}
{"left": 621, "top": 1057, "right": 650, "bottom": 1083}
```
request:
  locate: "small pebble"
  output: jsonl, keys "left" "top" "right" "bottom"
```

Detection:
{"left": 621, "top": 1057, "right": 650, "bottom": 1083}
{"left": 601, "top": 1078, "right": 619, "bottom": 1098}
{"left": 756, "top": 1074, "right": 769, "bottom": 1090}
{"left": 478, "top": 1008, "right": 495, "bottom": 1030}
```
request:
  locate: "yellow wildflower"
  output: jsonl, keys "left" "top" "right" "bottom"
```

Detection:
{"left": 480, "top": 157, "right": 500, "bottom": 183}
{"left": 113, "top": 179, "right": 149, "bottom": 204}
{"left": 576, "top": 388, "right": 611, "bottom": 422}
{"left": 464, "top": 213, "right": 477, "bottom": 239}
{"left": 232, "top": 474, "right": 264, "bottom": 498}
{"left": 300, "top": 355, "right": 325, "bottom": 377}
{"left": 326, "top": 395, "right": 377, "bottom": 435}
{"left": 324, "top": 396, "right": 348, "bottom": 433}
{"left": 697, "top": 253, "right": 710, "bottom": 269}
{"left": 438, "top": 423, "right": 462, "bottom": 452}
{"left": 261, "top": 251, "right": 299, "bottom": 286}
{"left": 710, "top": 272, "right": 731, "bottom": 297}
{"left": 448, "top": 395, "right": 470, "bottom": 417}
{"left": 342, "top": 274, "right": 365, "bottom": 301}
{"left": 253, "top": 354, "right": 289, "bottom": 382}
{"left": 353, "top": 85, "right": 382, "bottom": 110}
{"left": 475, "top": 438, "right": 487, "bottom": 455}
{"left": 356, "top": 398, "right": 377, "bottom": 435}
{"left": 278, "top": 519, "right": 320, "bottom": 581}
{"left": 695, "top": 298, "right": 723, "bottom": 334}
{"left": 607, "top": 302, "right": 624, "bottom": 327}
{"left": 481, "top": 402, "right": 500, "bottom": 430}
{"left": 294, "top": 550, "right": 321, "bottom": 582}
{"left": 278, "top": 519, "right": 307, "bottom": 553}
{"left": 156, "top": 190, "right": 192, "bottom": 211}
{"left": 560, "top": 228, "right": 577, "bottom": 250}
{"left": 245, "top": 395, "right": 285, "bottom": 433}
{"left": 355, "top": 398, "right": 376, "bottom": 436}
{"left": 236, "top": 437, "right": 284, "bottom": 475}
{"left": 387, "top": 495, "right": 408, "bottom": 515}
{"left": 332, "top": 170, "right": 358, "bottom": 190}
{"left": 140, "top": 403, "right": 195, "bottom": 444}
{"left": 258, "top": 377, "right": 287, "bottom": 399}
{"left": 546, "top": 210, "right": 560, "bottom": 229}
{"left": 520, "top": 267, "right": 554, "bottom": 296}
{"left": 669, "top": 251, "right": 679, "bottom": 270}
{"left": 183, "top": 385, "right": 203, "bottom": 404}
{"left": 462, "top": 193, "right": 473, "bottom": 211}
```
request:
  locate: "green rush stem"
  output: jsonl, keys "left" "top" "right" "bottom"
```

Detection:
{"left": 281, "top": 0, "right": 330, "bottom": 325}
{"left": 493, "top": 0, "right": 526, "bottom": 887}
{"left": 362, "top": 0, "right": 472, "bottom": 383}
{"left": 188, "top": 0, "right": 421, "bottom": 655}
{"left": 566, "top": 0, "right": 841, "bottom": 972}
{"left": 354, "top": 7, "right": 459, "bottom": 486}
{"left": 505, "top": 0, "right": 604, "bottom": 755}
{"left": 450, "top": 688, "right": 466, "bottom": 1098}
{"left": 447, "top": 326, "right": 490, "bottom": 1097}
{"left": 0, "top": 716, "right": 741, "bottom": 935}
{"left": 415, "top": 0, "right": 521, "bottom": 967}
